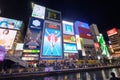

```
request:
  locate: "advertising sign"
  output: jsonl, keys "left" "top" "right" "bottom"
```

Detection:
{"left": 0, "top": 46, "right": 6, "bottom": 61}
{"left": 45, "top": 8, "right": 61, "bottom": 22}
{"left": 16, "top": 43, "right": 24, "bottom": 50}
{"left": 62, "top": 20, "right": 74, "bottom": 35}
{"left": 63, "top": 35, "right": 76, "bottom": 43}
{"left": 97, "top": 34, "right": 110, "bottom": 57}
{"left": 23, "top": 28, "right": 41, "bottom": 50}
{"left": 28, "top": 17, "right": 44, "bottom": 29}
{"left": 41, "top": 20, "right": 62, "bottom": 58}
{"left": 64, "top": 43, "right": 78, "bottom": 53}
{"left": 0, "top": 17, "right": 23, "bottom": 30}
{"left": 0, "top": 28, "right": 17, "bottom": 49}
{"left": 32, "top": 4, "right": 46, "bottom": 19}
{"left": 107, "top": 28, "right": 117, "bottom": 36}
{"left": 78, "top": 27, "right": 92, "bottom": 39}
{"left": 75, "top": 35, "right": 82, "bottom": 50}
{"left": 75, "top": 21, "right": 89, "bottom": 29}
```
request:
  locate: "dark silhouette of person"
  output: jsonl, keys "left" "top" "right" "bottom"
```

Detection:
{"left": 110, "top": 72, "right": 119, "bottom": 80}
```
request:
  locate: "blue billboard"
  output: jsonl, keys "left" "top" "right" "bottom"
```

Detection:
{"left": 0, "top": 17, "right": 23, "bottom": 30}
{"left": 28, "top": 17, "right": 44, "bottom": 29}
{"left": 62, "top": 21, "right": 74, "bottom": 35}
{"left": 64, "top": 43, "right": 78, "bottom": 53}
{"left": 41, "top": 20, "right": 62, "bottom": 59}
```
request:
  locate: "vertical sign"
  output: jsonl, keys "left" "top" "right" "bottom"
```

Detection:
{"left": 41, "top": 20, "right": 62, "bottom": 58}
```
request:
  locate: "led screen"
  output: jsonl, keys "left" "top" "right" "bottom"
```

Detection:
{"left": 62, "top": 21, "right": 74, "bottom": 35}
{"left": 32, "top": 4, "right": 46, "bottom": 19}
{"left": 24, "top": 28, "right": 41, "bottom": 50}
{"left": 64, "top": 43, "right": 78, "bottom": 53}
{"left": 41, "top": 20, "right": 62, "bottom": 58}
{"left": 0, "top": 17, "right": 23, "bottom": 30}
{"left": 28, "top": 17, "right": 44, "bottom": 29}
{"left": 0, "top": 46, "right": 6, "bottom": 61}
{"left": 0, "top": 28, "right": 17, "bottom": 49}
{"left": 45, "top": 8, "right": 61, "bottom": 22}
{"left": 63, "top": 35, "right": 76, "bottom": 43}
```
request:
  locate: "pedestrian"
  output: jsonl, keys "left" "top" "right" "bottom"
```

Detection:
{"left": 110, "top": 72, "right": 119, "bottom": 80}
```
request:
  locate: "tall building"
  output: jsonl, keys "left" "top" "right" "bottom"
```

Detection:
{"left": 107, "top": 28, "right": 120, "bottom": 56}
{"left": 90, "top": 24, "right": 101, "bottom": 54}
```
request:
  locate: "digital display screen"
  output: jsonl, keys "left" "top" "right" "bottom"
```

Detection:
{"left": 0, "top": 28, "right": 17, "bottom": 49}
{"left": 0, "top": 17, "right": 23, "bottom": 30}
{"left": 28, "top": 17, "right": 44, "bottom": 29}
{"left": 63, "top": 35, "right": 76, "bottom": 43}
{"left": 41, "top": 20, "right": 62, "bottom": 58}
{"left": 23, "top": 28, "right": 41, "bottom": 50}
{"left": 32, "top": 4, "right": 46, "bottom": 19}
{"left": 62, "top": 21, "right": 74, "bottom": 35}
{"left": 64, "top": 43, "right": 78, "bottom": 53}
{"left": 45, "top": 8, "right": 61, "bottom": 22}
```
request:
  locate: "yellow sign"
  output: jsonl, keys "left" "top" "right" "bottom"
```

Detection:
{"left": 63, "top": 35, "right": 76, "bottom": 43}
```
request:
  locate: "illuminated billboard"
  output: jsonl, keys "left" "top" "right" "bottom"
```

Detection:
{"left": 75, "top": 35, "right": 82, "bottom": 50}
{"left": 0, "top": 28, "right": 17, "bottom": 49}
{"left": 78, "top": 26, "right": 92, "bottom": 39}
{"left": 64, "top": 43, "right": 78, "bottom": 53}
{"left": 45, "top": 8, "right": 61, "bottom": 22}
{"left": 24, "top": 28, "right": 41, "bottom": 50}
{"left": 0, "top": 46, "right": 6, "bottom": 61}
{"left": 63, "top": 35, "right": 76, "bottom": 43}
{"left": 62, "top": 20, "right": 74, "bottom": 35}
{"left": 28, "top": 17, "right": 44, "bottom": 29}
{"left": 0, "top": 17, "right": 23, "bottom": 30}
{"left": 75, "top": 21, "right": 89, "bottom": 29}
{"left": 41, "top": 20, "right": 62, "bottom": 58}
{"left": 107, "top": 28, "right": 117, "bottom": 36}
{"left": 32, "top": 4, "right": 46, "bottom": 19}
{"left": 97, "top": 34, "right": 110, "bottom": 57}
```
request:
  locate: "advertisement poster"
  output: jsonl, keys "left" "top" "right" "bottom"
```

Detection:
{"left": 64, "top": 43, "right": 78, "bottom": 53}
{"left": 28, "top": 17, "right": 44, "bottom": 29}
{"left": 24, "top": 28, "right": 41, "bottom": 50}
{"left": 63, "top": 35, "right": 76, "bottom": 43}
{"left": 32, "top": 4, "right": 46, "bottom": 19}
{"left": 45, "top": 8, "right": 61, "bottom": 22}
{"left": 0, "top": 28, "right": 17, "bottom": 49}
{"left": 78, "top": 27, "right": 92, "bottom": 39}
{"left": 41, "top": 20, "right": 62, "bottom": 58}
{"left": 62, "top": 21, "right": 74, "bottom": 35}
{"left": 0, "top": 17, "right": 23, "bottom": 30}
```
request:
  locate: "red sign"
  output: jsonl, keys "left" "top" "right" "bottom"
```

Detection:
{"left": 107, "top": 28, "right": 117, "bottom": 36}
{"left": 78, "top": 27, "right": 92, "bottom": 39}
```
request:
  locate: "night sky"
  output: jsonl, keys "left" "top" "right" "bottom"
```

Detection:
{"left": 0, "top": 0, "right": 120, "bottom": 42}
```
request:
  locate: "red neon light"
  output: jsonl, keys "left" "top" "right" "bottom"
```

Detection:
{"left": 107, "top": 28, "right": 117, "bottom": 36}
